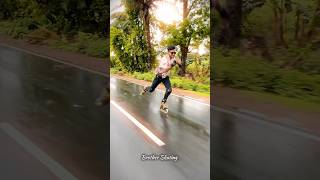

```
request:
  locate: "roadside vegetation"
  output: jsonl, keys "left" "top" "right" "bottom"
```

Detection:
{"left": 0, "top": 0, "right": 108, "bottom": 58}
{"left": 111, "top": 67, "right": 210, "bottom": 95}
{"left": 213, "top": 0, "right": 320, "bottom": 103}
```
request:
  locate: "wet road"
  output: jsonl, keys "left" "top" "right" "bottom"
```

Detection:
{"left": 110, "top": 77, "right": 210, "bottom": 180}
{"left": 0, "top": 45, "right": 108, "bottom": 179}
{"left": 3, "top": 42, "right": 318, "bottom": 180}
{"left": 213, "top": 107, "right": 320, "bottom": 180}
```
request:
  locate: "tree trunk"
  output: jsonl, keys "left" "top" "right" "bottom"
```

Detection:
{"left": 272, "top": 1, "right": 288, "bottom": 48}
{"left": 295, "top": 11, "right": 300, "bottom": 40}
{"left": 298, "top": 19, "right": 305, "bottom": 46}
{"left": 306, "top": 0, "right": 320, "bottom": 41}
{"left": 215, "top": 0, "right": 242, "bottom": 48}
{"left": 279, "top": 7, "right": 288, "bottom": 48}
{"left": 143, "top": 6, "right": 152, "bottom": 70}
{"left": 179, "top": 45, "right": 188, "bottom": 76}
{"left": 183, "top": 0, "right": 188, "bottom": 19}
{"left": 273, "top": 3, "right": 280, "bottom": 45}
{"left": 177, "top": 0, "right": 189, "bottom": 77}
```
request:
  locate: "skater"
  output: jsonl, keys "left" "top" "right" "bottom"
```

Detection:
{"left": 95, "top": 82, "right": 109, "bottom": 106}
{"left": 140, "top": 45, "right": 182, "bottom": 113}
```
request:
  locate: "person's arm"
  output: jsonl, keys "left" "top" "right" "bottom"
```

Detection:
{"left": 172, "top": 58, "right": 182, "bottom": 67}
{"left": 175, "top": 58, "right": 182, "bottom": 67}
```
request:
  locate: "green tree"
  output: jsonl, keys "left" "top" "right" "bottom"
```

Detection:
{"left": 0, "top": 0, "right": 18, "bottom": 19}
{"left": 110, "top": 2, "right": 150, "bottom": 72}
{"left": 162, "top": 0, "right": 210, "bottom": 76}
{"left": 306, "top": 0, "right": 320, "bottom": 41}
{"left": 122, "top": 0, "right": 157, "bottom": 69}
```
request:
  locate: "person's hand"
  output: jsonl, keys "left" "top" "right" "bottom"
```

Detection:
{"left": 155, "top": 67, "right": 162, "bottom": 76}
{"left": 175, "top": 58, "right": 182, "bottom": 67}
{"left": 171, "top": 60, "right": 177, "bottom": 67}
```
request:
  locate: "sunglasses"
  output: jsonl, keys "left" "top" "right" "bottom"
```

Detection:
{"left": 170, "top": 52, "right": 176, "bottom": 55}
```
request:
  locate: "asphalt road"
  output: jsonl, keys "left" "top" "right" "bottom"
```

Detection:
{"left": 0, "top": 44, "right": 108, "bottom": 180}
{"left": 213, "top": 106, "right": 320, "bottom": 180}
{"left": 2, "top": 43, "right": 319, "bottom": 180}
{"left": 110, "top": 77, "right": 211, "bottom": 180}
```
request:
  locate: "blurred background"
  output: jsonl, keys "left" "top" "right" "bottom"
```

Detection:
{"left": 0, "top": 0, "right": 108, "bottom": 58}
{"left": 212, "top": 0, "right": 320, "bottom": 109}
{"left": 0, "top": 1, "right": 109, "bottom": 180}
{"left": 212, "top": 0, "right": 320, "bottom": 180}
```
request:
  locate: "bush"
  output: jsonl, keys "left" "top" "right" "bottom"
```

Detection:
{"left": 110, "top": 56, "right": 123, "bottom": 70}
{"left": 110, "top": 68, "right": 120, "bottom": 74}
{"left": 48, "top": 32, "right": 107, "bottom": 58}
{"left": 111, "top": 69, "right": 210, "bottom": 94}
{"left": 186, "top": 56, "right": 210, "bottom": 83}
{"left": 25, "top": 27, "right": 58, "bottom": 44}
{"left": 0, "top": 18, "right": 39, "bottom": 38}
{"left": 75, "top": 32, "right": 107, "bottom": 58}
{"left": 213, "top": 49, "right": 320, "bottom": 103}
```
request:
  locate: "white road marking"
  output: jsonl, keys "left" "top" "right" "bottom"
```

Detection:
{"left": 110, "top": 83, "right": 116, "bottom": 89}
{"left": 111, "top": 100, "right": 165, "bottom": 146}
{"left": 0, "top": 123, "right": 77, "bottom": 180}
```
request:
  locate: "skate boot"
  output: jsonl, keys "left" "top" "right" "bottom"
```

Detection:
{"left": 140, "top": 86, "right": 148, "bottom": 95}
{"left": 160, "top": 101, "right": 168, "bottom": 113}
{"left": 95, "top": 87, "right": 109, "bottom": 106}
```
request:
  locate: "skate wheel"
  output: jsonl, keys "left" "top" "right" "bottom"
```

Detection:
{"left": 160, "top": 107, "right": 168, "bottom": 113}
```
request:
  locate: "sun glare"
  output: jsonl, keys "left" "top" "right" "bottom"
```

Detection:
{"left": 153, "top": 0, "right": 183, "bottom": 25}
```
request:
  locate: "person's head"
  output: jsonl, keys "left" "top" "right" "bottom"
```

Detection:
{"left": 167, "top": 45, "right": 176, "bottom": 59}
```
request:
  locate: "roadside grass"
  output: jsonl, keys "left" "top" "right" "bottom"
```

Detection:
{"left": 242, "top": 89, "right": 320, "bottom": 111}
{"left": 213, "top": 49, "right": 320, "bottom": 104}
{"left": 48, "top": 32, "right": 107, "bottom": 58}
{"left": 0, "top": 20, "right": 107, "bottom": 58}
{"left": 111, "top": 68, "right": 210, "bottom": 95}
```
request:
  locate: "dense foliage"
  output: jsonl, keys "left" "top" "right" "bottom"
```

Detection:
{"left": 160, "top": 0, "right": 210, "bottom": 76}
{"left": 0, "top": 0, "right": 108, "bottom": 58}
{"left": 0, "top": 0, "right": 108, "bottom": 35}
{"left": 110, "top": 3, "right": 150, "bottom": 72}
{"left": 213, "top": 0, "right": 320, "bottom": 102}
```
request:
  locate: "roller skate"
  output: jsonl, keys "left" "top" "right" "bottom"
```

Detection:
{"left": 95, "top": 87, "right": 109, "bottom": 106}
{"left": 160, "top": 101, "right": 168, "bottom": 113}
{"left": 140, "top": 86, "right": 148, "bottom": 95}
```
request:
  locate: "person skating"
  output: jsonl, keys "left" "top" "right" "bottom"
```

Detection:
{"left": 95, "top": 84, "right": 109, "bottom": 106}
{"left": 140, "top": 45, "right": 182, "bottom": 113}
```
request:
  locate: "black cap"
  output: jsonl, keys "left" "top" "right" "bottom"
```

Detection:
{"left": 167, "top": 45, "right": 176, "bottom": 51}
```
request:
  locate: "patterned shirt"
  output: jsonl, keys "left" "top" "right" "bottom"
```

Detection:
{"left": 156, "top": 55, "right": 176, "bottom": 78}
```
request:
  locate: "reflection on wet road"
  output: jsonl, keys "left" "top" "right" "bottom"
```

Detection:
{"left": 0, "top": 45, "right": 108, "bottom": 179}
{"left": 110, "top": 77, "right": 210, "bottom": 180}
{"left": 213, "top": 107, "right": 320, "bottom": 180}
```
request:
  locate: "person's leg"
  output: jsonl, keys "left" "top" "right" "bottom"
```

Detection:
{"left": 161, "top": 76, "right": 172, "bottom": 103}
{"left": 145, "top": 75, "right": 162, "bottom": 93}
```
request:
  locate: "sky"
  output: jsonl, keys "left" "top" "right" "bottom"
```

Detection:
{"left": 111, "top": 0, "right": 122, "bottom": 13}
{"left": 153, "top": 0, "right": 183, "bottom": 24}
